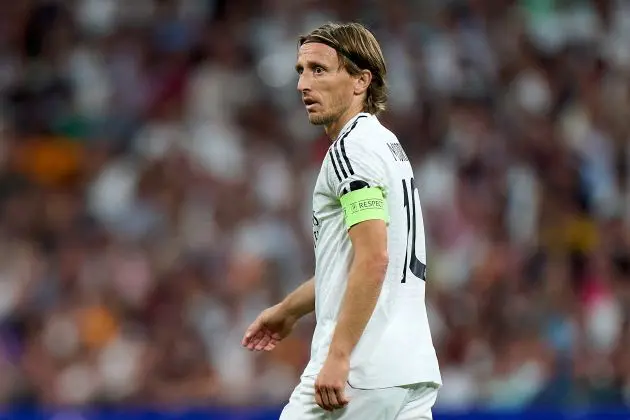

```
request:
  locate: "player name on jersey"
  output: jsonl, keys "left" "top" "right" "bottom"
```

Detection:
{"left": 387, "top": 142, "right": 409, "bottom": 162}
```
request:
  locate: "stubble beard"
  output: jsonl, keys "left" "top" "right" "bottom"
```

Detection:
{"left": 308, "top": 110, "right": 337, "bottom": 126}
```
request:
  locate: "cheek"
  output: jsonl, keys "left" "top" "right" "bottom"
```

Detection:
{"left": 315, "top": 78, "right": 352, "bottom": 110}
{"left": 334, "top": 90, "right": 353, "bottom": 111}
{"left": 326, "top": 82, "right": 351, "bottom": 106}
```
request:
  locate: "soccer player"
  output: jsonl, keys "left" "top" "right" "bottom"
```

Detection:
{"left": 242, "top": 22, "right": 441, "bottom": 419}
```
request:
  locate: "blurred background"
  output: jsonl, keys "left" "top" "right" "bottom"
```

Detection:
{"left": 0, "top": 0, "right": 629, "bottom": 418}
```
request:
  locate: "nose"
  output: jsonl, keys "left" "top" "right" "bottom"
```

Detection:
{"left": 297, "top": 72, "right": 310, "bottom": 93}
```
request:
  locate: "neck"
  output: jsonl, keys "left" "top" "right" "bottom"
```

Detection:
{"left": 325, "top": 106, "right": 366, "bottom": 141}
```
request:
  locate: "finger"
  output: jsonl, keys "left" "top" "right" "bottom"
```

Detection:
{"left": 254, "top": 333, "right": 273, "bottom": 351}
{"left": 318, "top": 387, "right": 329, "bottom": 411}
{"left": 244, "top": 330, "right": 260, "bottom": 349}
{"left": 320, "top": 387, "right": 332, "bottom": 411}
{"left": 246, "top": 330, "right": 264, "bottom": 350}
{"left": 242, "top": 320, "right": 261, "bottom": 343}
{"left": 263, "top": 340, "right": 277, "bottom": 351}
{"left": 327, "top": 387, "right": 340, "bottom": 409}
{"left": 335, "top": 387, "right": 349, "bottom": 407}
{"left": 242, "top": 325, "right": 261, "bottom": 346}
{"left": 315, "top": 387, "right": 324, "bottom": 410}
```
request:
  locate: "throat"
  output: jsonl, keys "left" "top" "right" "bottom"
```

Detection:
{"left": 325, "top": 123, "right": 343, "bottom": 141}
{"left": 326, "top": 109, "right": 366, "bottom": 141}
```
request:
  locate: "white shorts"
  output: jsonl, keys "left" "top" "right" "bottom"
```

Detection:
{"left": 279, "top": 376, "right": 439, "bottom": 420}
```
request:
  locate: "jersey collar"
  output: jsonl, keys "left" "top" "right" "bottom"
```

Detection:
{"left": 336, "top": 112, "right": 371, "bottom": 141}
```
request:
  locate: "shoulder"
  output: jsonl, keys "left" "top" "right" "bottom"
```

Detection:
{"left": 353, "top": 115, "right": 397, "bottom": 141}
{"left": 324, "top": 115, "right": 397, "bottom": 197}
{"left": 333, "top": 115, "right": 396, "bottom": 162}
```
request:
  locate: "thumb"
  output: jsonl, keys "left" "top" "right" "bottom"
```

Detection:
{"left": 244, "top": 318, "right": 262, "bottom": 340}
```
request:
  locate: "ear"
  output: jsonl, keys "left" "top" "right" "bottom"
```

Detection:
{"left": 353, "top": 70, "right": 372, "bottom": 96}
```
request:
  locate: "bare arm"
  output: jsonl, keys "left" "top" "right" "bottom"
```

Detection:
{"left": 242, "top": 276, "right": 315, "bottom": 351}
{"left": 280, "top": 276, "right": 315, "bottom": 320}
{"left": 327, "top": 219, "right": 388, "bottom": 359}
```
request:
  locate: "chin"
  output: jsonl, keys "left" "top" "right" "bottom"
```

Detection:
{"left": 308, "top": 112, "right": 333, "bottom": 126}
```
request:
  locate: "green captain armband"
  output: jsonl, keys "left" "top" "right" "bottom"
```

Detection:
{"left": 340, "top": 187, "right": 389, "bottom": 228}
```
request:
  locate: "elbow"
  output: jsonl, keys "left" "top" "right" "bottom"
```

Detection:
{"left": 363, "top": 252, "right": 389, "bottom": 279}
{"left": 376, "top": 252, "right": 390, "bottom": 269}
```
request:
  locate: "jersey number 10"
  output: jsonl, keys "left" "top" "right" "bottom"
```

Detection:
{"left": 401, "top": 177, "right": 427, "bottom": 283}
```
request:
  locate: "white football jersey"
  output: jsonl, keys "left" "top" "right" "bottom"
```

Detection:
{"left": 303, "top": 112, "right": 442, "bottom": 389}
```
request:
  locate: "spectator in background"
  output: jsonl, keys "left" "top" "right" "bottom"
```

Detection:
{"left": 0, "top": 0, "right": 628, "bottom": 411}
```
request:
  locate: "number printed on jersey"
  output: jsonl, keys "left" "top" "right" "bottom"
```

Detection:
{"left": 312, "top": 211, "right": 320, "bottom": 248}
{"left": 401, "top": 177, "right": 427, "bottom": 282}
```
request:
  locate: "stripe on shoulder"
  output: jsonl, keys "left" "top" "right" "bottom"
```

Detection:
{"left": 331, "top": 115, "right": 367, "bottom": 180}
{"left": 329, "top": 149, "right": 342, "bottom": 182}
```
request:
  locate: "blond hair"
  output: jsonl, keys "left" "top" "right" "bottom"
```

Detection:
{"left": 298, "top": 22, "right": 388, "bottom": 115}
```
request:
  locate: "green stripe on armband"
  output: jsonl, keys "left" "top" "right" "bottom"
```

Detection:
{"left": 340, "top": 187, "right": 389, "bottom": 228}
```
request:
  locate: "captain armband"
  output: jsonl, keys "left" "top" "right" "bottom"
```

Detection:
{"left": 340, "top": 187, "right": 389, "bottom": 229}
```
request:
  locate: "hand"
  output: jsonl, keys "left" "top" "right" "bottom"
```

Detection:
{"left": 242, "top": 304, "right": 297, "bottom": 351}
{"left": 315, "top": 354, "right": 350, "bottom": 411}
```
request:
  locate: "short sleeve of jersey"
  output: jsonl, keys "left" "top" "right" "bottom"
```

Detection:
{"left": 326, "top": 137, "right": 387, "bottom": 201}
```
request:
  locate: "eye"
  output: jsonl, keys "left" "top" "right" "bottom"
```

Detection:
{"left": 314, "top": 66, "right": 324, "bottom": 74}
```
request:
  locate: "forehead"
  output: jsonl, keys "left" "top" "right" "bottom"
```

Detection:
{"left": 296, "top": 42, "right": 340, "bottom": 66}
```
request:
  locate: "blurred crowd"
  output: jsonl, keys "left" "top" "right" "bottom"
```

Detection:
{"left": 0, "top": 0, "right": 629, "bottom": 411}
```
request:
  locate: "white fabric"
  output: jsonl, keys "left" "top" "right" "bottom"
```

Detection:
{"left": 280, "top": 376, "right": 439, "bottom": 420}
{"left": 304, "top": 113, "right": 442, "bottom": 388}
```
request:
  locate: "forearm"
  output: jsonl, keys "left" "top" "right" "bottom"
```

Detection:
{"left": 328, "top": 255, "right": 388, "bottom": 359}
{"left": 280, "top": 276, "right": 315, "bottom": 319}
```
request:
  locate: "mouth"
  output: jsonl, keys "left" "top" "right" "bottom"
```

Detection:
{"left": 303, "top": 98, "right": 318, "bottom": 110}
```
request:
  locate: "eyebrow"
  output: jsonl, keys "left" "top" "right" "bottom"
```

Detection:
{"left": 295, "top": 60, "right": 329, "bottom": 73}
